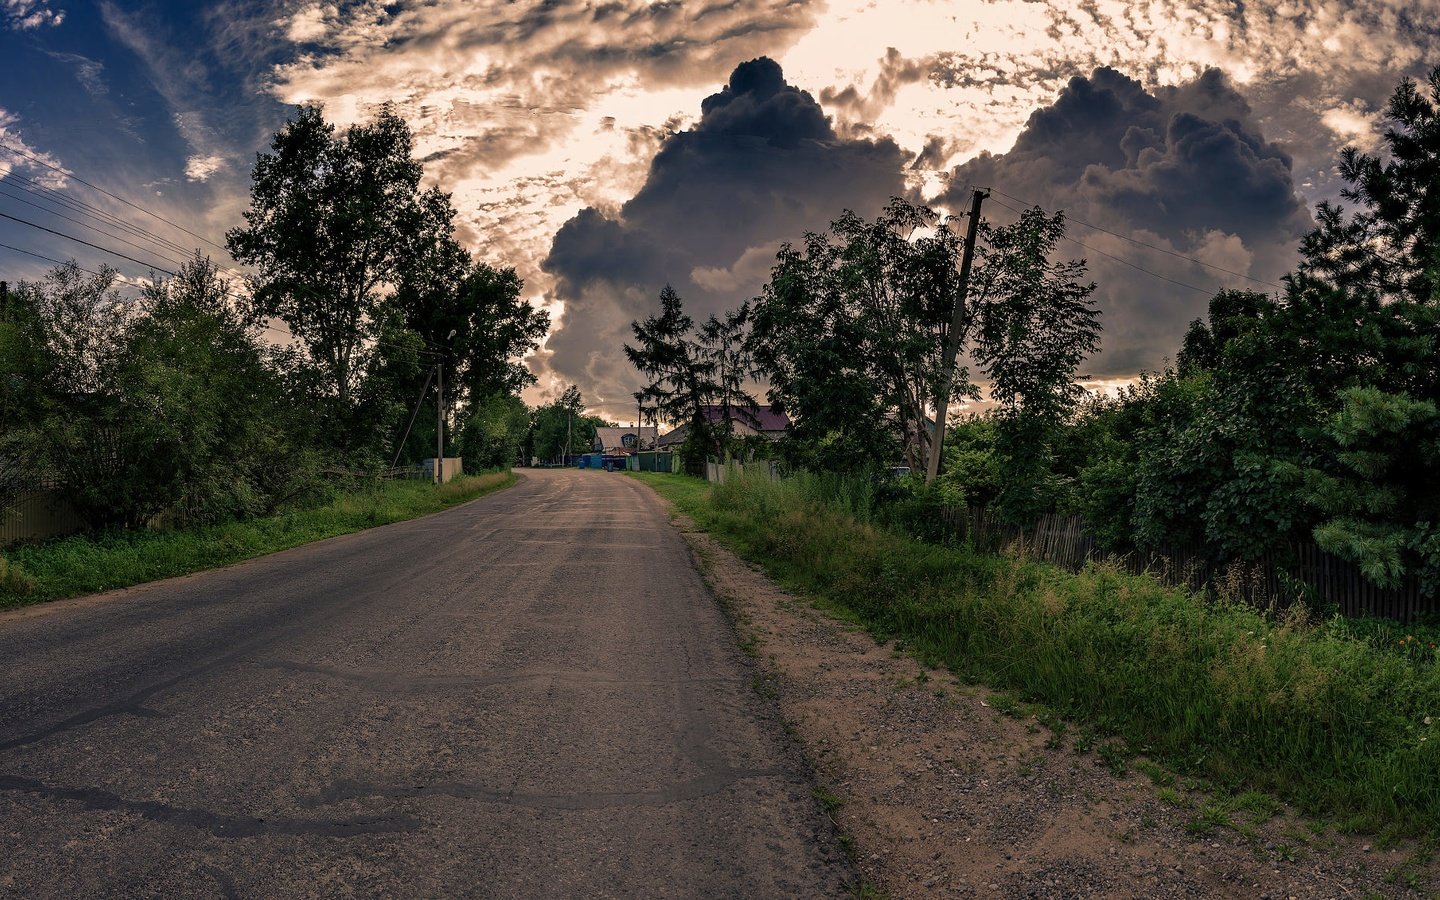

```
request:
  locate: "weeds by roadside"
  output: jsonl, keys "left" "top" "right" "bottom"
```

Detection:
{"left": 0, "top": 471, "right": 516, "bottom": 609}
{"left": 630, "top": 470, "right": 1440, "bottom": 836}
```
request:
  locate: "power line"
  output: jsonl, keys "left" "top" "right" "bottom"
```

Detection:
{"left": 0, "top": 140, "right": 232, "bottom": 257}
{"left": 0, "top": 187, "right": 191, "bottom": 270}
{"left": 0, "top": 210, "right": 180, "bottom": 274}
{"left": 0, "top": 169, "right": 441, "bottom": 360}
{"left": 983, "top": 186, "right": 1285, "bottom": 291}
{"left": 1, "top": 170, "right": 196, "bottom": 259}
{"left": 985, "top": 194, "right": 1215, "bottom": 296}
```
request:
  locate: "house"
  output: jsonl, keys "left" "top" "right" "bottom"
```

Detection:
{"left": 655, "top": 404, "right": 790, "bottom": 448}
{"left": 592, "top": 426, "right": 658, "bottom": 454}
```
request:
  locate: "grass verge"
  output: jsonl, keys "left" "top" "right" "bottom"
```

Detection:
{"left": 629, "top": 469, "right": 1440, "bottom": 836}
{"left": 0, "top": 471, "right": 516, "bottom": 610}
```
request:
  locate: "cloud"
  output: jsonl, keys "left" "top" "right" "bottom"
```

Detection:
{"left": 99, "top": 2, "right": 230, "bottom": 187}
{"left": 184, "top": 154, "right": 225, "bottom": 182}
{"left": 2, "top": 0, "right": 62, "bottom": 31}
{"left": 541, "top": 57, "right": 909, "bottom": 415}
{"left": 938, "top": 66, "right": 1312, "bottom": 377}
{"left": 0, "top": 108, "right": 68, "bottom": 189}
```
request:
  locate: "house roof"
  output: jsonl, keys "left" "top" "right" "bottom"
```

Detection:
{"left": 698, "top": 404, "right": 789, "bottom": 431}
{"left": 593, "top": 426, "right": 658, "bottom": 451}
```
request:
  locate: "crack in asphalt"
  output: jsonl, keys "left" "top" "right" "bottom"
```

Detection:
{"left": 0, "top": 774, "right": 421, "bottom": 838}
{"left": 306, "top": 767, "right": 795, "bottom": 811}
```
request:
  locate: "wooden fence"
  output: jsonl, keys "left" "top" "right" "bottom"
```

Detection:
{"left": 705, "top": 460, "right": 780, "bottom": 483}
{"left": 940, "top": 506, "right": 1435, "bottom": 623}
{"left": 0, "top": 473, "right": 84, "bottom": 546}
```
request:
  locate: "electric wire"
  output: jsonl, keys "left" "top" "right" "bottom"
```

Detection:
{"left": 982, "top": 185, "right": 1285, "bottom": 291}
{"left": 0, "top": 169, "right": 197, "bottom": 259}
{"left": 0, "top": 210, "right": 181, "bottom": 274}
{"left": 984, "top": 194, "right": 1215, "bottom": 296}
{"left": 0, "top": 140, "right": 231, "bottom": 256}
{"left": 0, "top": 187, "right": 191, "bottom": 270}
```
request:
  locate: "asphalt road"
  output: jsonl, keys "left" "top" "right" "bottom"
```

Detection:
{"left": 0, "top": 469, "right": 853, "bottom": 898}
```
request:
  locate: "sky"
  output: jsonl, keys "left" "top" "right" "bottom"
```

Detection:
{"left": 2, "top": 0, "right": 1439, "bottom": 421}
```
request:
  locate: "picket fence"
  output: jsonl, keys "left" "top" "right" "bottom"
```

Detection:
{"left": 940, "top": 506, "right": 1436, "bottom": 623}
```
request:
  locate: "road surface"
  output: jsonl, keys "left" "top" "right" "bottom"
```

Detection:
{"left": 0, "top": 469, "right": 852, "bottom": 898}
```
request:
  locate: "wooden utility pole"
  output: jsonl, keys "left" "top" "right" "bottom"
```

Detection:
{"left": 925, "top": 189, "right": 987, "bottom": 483}
{"left": 436, "top": 364, "right": 444, "bottom": 484}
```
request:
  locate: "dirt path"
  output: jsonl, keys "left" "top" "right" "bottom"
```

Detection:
{"left": 666, "top": 509, "right": 1438, "bottom": 899}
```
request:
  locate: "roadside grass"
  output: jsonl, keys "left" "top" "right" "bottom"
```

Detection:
{"left": 631, "top": 469, "right": 1440, "bottom": 836}
{"left": 0, "top": 471, "right": 516, "bottom": 609}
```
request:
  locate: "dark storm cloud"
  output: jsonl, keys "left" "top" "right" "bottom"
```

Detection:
{"left": 542, "top": 57, "right": 908, "bottom": 414}
{"left": 939, "top": 66, "right": 1313, "bottom": 376}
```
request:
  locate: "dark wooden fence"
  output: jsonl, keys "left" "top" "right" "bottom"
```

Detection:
{"left": 0, "top": 472, "right": 83, "bottom": 546}
{"left": 940, "top": 506, "right": 1435, "bottom": 623}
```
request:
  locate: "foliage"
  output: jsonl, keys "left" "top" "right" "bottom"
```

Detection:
{"left": 748, "top": 198, "right": 1096, "bottom": 488}
{"left": 227, "top": 104, "right": 440, "bottom": 414}
{"left": 1305, "top": 387, "right": 1440, "bottom": 591}
{"left": 459, "top": 392, "right": 530, "bottom": 470}
{"left": 935, "top": 415, "right": 1002, "bottom": 508}
{"left": 0, "top": 282, "right": 46, "bottom": 513}
{"left": 528, "top": 385, "right": 608, "bottom": 462}
{"left": 11, "top": 258, "right": 315, "bottom": 531}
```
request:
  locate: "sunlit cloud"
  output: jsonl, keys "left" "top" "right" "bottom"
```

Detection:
{"left": 2, "top": 0, "right": 63, "bottom": 31}
{"left": 0, "top": 108, "right": 68, "bottom": 189}
{"left": 184, "top": 154, "right": 225, "bottom": 181}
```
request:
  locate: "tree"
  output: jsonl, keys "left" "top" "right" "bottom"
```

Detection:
{"left": 226, "top": 104, "right": 442, "bottom": 419}
{"left": 15, "top": 258, "right": 305, "bottom": 530}
{"left": 750, "top": 199, "right": 964, "bottom": 472}
{"left": 529, "top": 385, "right": 608, "bottom": 463}
{"left": 394, "top": 191, "right": 550, "bottom": 405}
{"left": 696, "top": 303, "right": 760, "bottom": 455}
{"left": 970, "top": 208, "right": 1101, "bottom": 522}
{"left": 749, "top": 198, "right": 1097, "bottom": 491}
{"left": 1298, "top": 68, "right": 1440, "bottom": 307}
{"left": 459, "top": 392, "right": 530, "bottom": 470}
{"left": 625, "top": 286, "right": 717, "bottom": 473}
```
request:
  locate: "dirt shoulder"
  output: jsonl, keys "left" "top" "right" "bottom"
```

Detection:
{"left": 664, "top": 508, "right": 1437, "bottom": 899}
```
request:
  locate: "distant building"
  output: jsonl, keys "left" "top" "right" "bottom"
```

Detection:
{"left": 655, "top": 404, "right": 790, "bottom": 448}
{"left": 592, "top": 426, "right": 659, "bottom": 454}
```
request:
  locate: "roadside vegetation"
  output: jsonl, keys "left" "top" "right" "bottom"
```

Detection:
{"left": 0, "top": 471, "right": 513, "bottom": 609}
{"left": 633, "top": 468, "right": 1440, "bottom": 836}
{"left": 0, "top": 103, "right": 612, "bottom": 585}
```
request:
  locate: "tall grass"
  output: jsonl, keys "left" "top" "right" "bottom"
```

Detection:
{"left": 0, "top": 472, "right": 516, "bottom": 609}
{"left": 638, "top": 469, "right": 1440, "bottom": 836}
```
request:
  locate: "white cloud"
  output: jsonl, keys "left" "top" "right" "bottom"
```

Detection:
{"left": 0, "top": 108, "right": 68, "bottom": 189}
{"left": 184, "top": 154, "right": 225, "bottom": 181}
{"left": 1320, "top": 101, "right": 1382, "bottom": 150}
{"left": 2, "top": 0, "right": 63, "bottom": 31}
{"left": 281, "top": 2, "right": 335, "bottom": 43}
